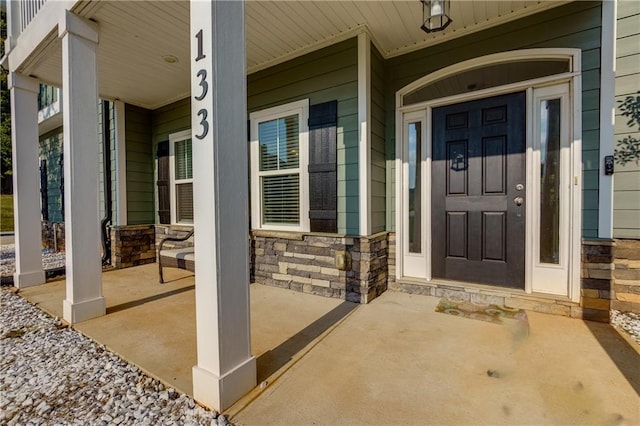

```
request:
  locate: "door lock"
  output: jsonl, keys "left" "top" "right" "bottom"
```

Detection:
{"left": 515, "top": 184, "right": 524, "bottom": 191}
{"left": 514, "top": 196, "right": 524, "bottom": 206}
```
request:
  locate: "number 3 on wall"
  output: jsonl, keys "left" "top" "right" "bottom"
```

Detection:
{"left": 194, "top": 29, "right": 209, "bottom": 140}
{"left": 195, "top": 109, "right": 209, "bottom": 140}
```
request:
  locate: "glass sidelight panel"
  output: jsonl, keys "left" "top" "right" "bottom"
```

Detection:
{"left": 539, "top": 98, "right": 561, "bottom": 264}
{"left": 408, "top": 122, "right": 422, "bottom": 253}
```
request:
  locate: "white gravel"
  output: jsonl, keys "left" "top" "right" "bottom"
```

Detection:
{"left": 610, "top": 310, "right": 640, "bottom": 345}
{"left": 1, "top": 244, "right": 66, "bottom": 277}
{"left": 0, "top": 288, "right": 230, "bottom": 425}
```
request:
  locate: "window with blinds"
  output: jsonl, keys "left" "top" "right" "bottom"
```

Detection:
{"left": 250, "top": 99, "right": 310, "bottom": 231}
{"left": 259, "top": 115, "right": 300, "bottom": 225}
{"left": 170, "top": 130, "right": 194, "bottom": 224}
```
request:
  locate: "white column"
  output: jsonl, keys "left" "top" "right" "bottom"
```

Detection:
{"left": 358, "top": 32, "right": 371, "bottom": 236}
{"left": 9, "top": 73, "right": 46, "bottom": 288}
{"left": 190, "top": 0, "right": 256, "bottom": 412}
{"left": 598, "top": 0, "right": 617, "bottom": 239}
{"left": 59, "top": 11, "right": 105, "bottom": 324}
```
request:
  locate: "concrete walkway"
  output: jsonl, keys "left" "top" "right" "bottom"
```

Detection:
{"left": 17, "top": 263, "right": 640, "bottom": 425}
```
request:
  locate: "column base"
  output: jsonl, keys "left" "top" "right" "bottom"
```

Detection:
{"left": 193, "top": 356, "right": 256, "bottom": 412}
{"left": 13, "top": 270, "right": 46, "bottom": 288}
{"left": 63, "top": 296, "right": 106, "bottom": 324}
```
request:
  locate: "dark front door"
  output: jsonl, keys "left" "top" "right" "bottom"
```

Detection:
{"left": 431, "top": 92, "right": 526, "bottom": 288}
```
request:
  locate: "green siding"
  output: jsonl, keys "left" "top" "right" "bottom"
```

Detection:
{"left": 613, "top": 2, "right": 640, "bottom": 238}
{"left": 125, "top": 104, "right": 154, "bottom": 225}
{"left": 39, "top": 128, "right": 64, "bottom": 223}
{"left": 98, "top": 101, "right": 117, "bottom": 225}
{"left": 248, "top": 38, "right": 359, "bottom": 235}
{"left": 149, "top": 97, "right": 191, "bottom": 225}
{"left": 151, "top": 97, "right": 191, "bottom": 145}
{"left": 384, "top": 1, "right": 603, "bottom": 237}
{"left": 371, "top": 43, "right": 386, "bottom": 234}
{"left": 39, "top": 100, "right": 117, "bottom": 225}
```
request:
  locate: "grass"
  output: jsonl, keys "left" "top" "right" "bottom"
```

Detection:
{"left": 1, "top": 194, "right": 14, "bottom": 232}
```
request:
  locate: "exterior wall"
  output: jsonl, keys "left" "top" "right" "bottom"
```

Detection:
{"left": 613, "top": 239, "right": 640, "bottom": 314}
{"left": 151, "top": 98, "right": 190, "bottom": 225}
{"left": 98, "top": 101, "right": 117, "bottom": 224}
{"left": 580, "top": 240, "right": 615, "bottom": 322}
{"left": 370, "top": 43, "right": 386, "bottom": 234}
{"left": 155, "top": 224, "right": 194, "bottom": 250}
{"left": 41, "top": 221, "right": 65, "bottom": 251}
{"left": 613, "top": 1, "right": 640, "bottom": 238}
{"left": 251, "top": 231, "right": 388, "bottom": 303}
{"left": 110, "top": 225, "right": 156, "bottom": 268}
{"left": 384, "top": 1, "right": 603, "bottom": 237}
{"left": 38, "top": 128, "right": 64, "bottom": 223}
{"left": 39, "top": 100, "right": 116, "bottom": 233}
{"left": 151, "top": 97, "right": 191, "bottom": 145}
{"left": 125, "top": 104, "right": 154, "bottom": 225}
{"left": 248, "top": 38, "right": 359, "bottom": 235}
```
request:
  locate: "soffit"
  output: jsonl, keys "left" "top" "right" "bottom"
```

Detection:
{"left": 23, "top": 0, "right": 567, "bottom": 110}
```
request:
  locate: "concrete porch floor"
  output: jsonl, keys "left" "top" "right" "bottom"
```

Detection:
{"left": 17, "top": 263, "right": 640, "bottom": 425}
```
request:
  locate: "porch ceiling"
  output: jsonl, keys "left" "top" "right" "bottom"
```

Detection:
{"left": 23, "top": 0, "right": 567, "bottom": 110}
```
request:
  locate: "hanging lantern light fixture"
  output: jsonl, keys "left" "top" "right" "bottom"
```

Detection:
{"left": 420, "top": 0, "right": 452, "bottom": 33}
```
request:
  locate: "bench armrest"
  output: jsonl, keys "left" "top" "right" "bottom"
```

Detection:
{"left": 158, "top": 228, "right": 195, "bottom": 253}
{"left": 158, "top": 228, "right": 194, "bottom": 284}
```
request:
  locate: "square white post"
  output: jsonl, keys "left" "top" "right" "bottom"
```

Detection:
{"left": 59, "top": 11, "right": 105, "bottom": 323}
{"left": 9, "top": 73, "right": 46, "bottom": 288}
{"left": 190, "top": 0, "right": 256, "bottom": 412}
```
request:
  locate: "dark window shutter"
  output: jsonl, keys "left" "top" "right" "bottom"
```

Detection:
{"left": 40, "top": 159, "right": 48, "bottom": 221}
{"left": 308, "top": 100, "right": 338, "bottom": 233}
{"left": 157, "top": 141, "right": 171, "bottom": 224}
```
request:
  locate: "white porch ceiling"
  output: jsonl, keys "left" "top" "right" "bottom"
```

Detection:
{"left": 22, "top": 0, "right": 567, "bottom": 110}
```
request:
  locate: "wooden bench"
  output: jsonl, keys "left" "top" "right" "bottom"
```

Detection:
{"left": 158, "top": 229, "right": 195, "bottom": 283}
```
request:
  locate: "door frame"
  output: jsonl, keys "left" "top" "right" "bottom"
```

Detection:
{"left": 395, "top": 49, "right": 583, "bottom": 302}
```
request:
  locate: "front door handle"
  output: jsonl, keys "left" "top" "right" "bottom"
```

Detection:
{"left": 514, "top": 196, "right": 524, "bottom": 206}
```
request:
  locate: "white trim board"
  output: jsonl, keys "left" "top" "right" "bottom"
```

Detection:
{"left": 358, "top": 32, "right": 371, "bottom": 236}
{"left": 169, "top": 129, "right": 193, "bottom": 226}
{"left": 598, "top": 0, "right": 617, "bottom": 239}
{"left": 249, "top": 99, "right": 310, "bottom": 233}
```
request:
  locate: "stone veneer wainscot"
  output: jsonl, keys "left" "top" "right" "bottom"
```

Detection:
{"left": 250, "top": 231, "right": 388, "bottom": 304}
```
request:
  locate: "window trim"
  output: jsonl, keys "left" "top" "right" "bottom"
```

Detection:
{"left": 169, "top": 129, "right": 193, "bottom": 225}
{"left": 250, "top": 99, "right": 310, "bottom": 232}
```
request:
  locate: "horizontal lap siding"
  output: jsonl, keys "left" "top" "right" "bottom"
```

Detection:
{"left": 98, "top": 101, "right": 117, "bottom": 225}
{"left": 39, "top": 128, "right": 64, "bottom": 223}
{"left": 371, "top": 43, "right": 386, "bottom": 234}
{"left": 150, "top": 98, "right": 191, "bottom": 225}
{"left": 125, "top": 104, "right": 154, "bottom": 225}
{"left": 385, "top": 1, "right": 603, "bottom": 237}
{"left": 39, "top": 101, "right": 117, "bottom": 225}
{"left": 613, "top": 1, "right": 640, "bottom": 238}
{"left": 248, "top": 38, "right": 359, "bottom": 235}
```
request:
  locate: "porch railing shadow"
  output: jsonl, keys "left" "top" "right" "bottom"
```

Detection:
{"left": 106, "top": 284, "right": 195, "bottom": 315}
{"left": 256, "top": 301, "right": 358, "bottom": 383}
{"left": 584, "top": 320, "right": 640, "bottom": 397}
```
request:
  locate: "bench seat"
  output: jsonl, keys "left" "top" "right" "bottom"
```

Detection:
{"left": 158, "top": 228, "right": 195, "bottom": 283}
{"left": 159, "top": 247, "right": 195, "bottom": 272}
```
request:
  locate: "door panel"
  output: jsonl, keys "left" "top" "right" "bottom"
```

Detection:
{"left": 432, "top": 92, "right": 526, "bottom": 288}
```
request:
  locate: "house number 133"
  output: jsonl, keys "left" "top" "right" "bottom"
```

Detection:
{"left": 194, "top": 29, "right": 209, "bottom": 140}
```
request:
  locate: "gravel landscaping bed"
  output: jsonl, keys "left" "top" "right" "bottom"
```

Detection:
{"left": 0, "top": 288, "right": 230, "bottom": 425}
{"left": 0, "top": 244, "right": 66, "bottom": 277}
{"left": 610, "top": 310, "right": 640, "bottom": 345}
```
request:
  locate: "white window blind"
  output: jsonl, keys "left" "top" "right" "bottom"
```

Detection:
{"left": 250, "top": 99, "right": 310, "bottom": 232}
{"left": 258, "top": 115, "right": 300, "bottom": 225}
{"left": 170, "top": 132, "right": 194, "bottom": 224}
